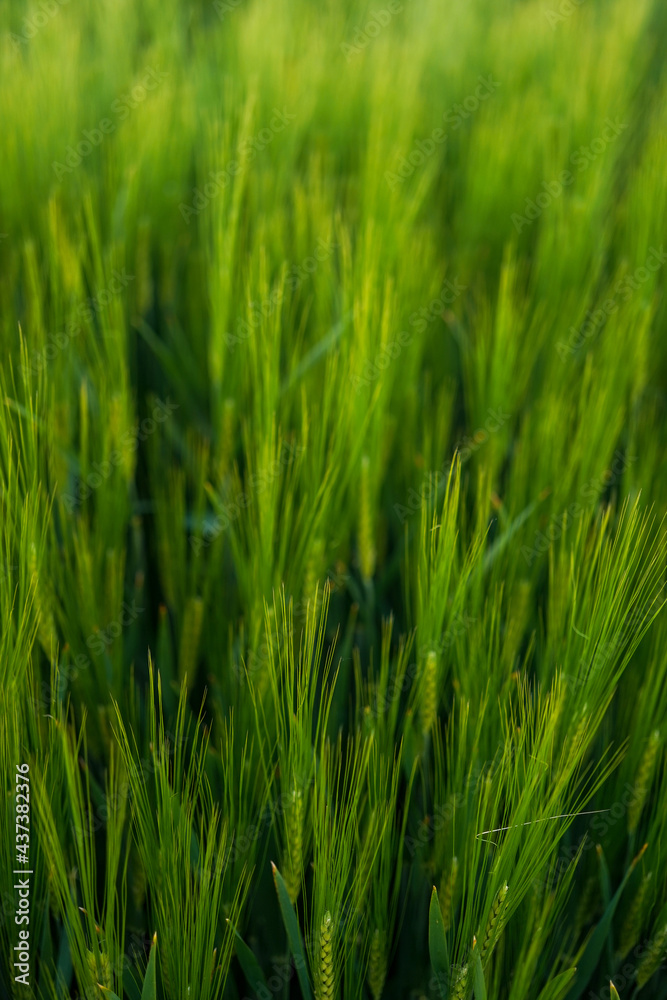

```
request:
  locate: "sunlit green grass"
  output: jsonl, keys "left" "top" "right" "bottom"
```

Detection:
{"left": 1, "top": 0, "right": 667, "bottom": 998}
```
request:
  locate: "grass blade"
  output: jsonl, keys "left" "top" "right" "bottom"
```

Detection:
{"left": 472, "top": 939, "right": 487, "bottom": 1000}
{"left": 140, "top": 933, "right": 157, "bottom": 1000}
{"left": 429, "top": 886, "right": 450, "bottom": 999}
{"left": 271, "top": 862, "right": 313, "bottom": 1000}
{"left": 535, "top": 969, "right": 578, "bottom": 1000}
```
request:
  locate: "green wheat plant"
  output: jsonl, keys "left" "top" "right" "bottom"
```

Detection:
{"left": 1, "top": 0, "right": 667, "bottom": 997}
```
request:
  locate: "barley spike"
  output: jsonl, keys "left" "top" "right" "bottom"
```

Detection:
{"left": 421, "top": 650, "right": 438, "bottom": 736}
{"left": 283, "top": 780, "right": 304, "bottom": 903}
{"left": 618, "top": 872, "right": 652, "bottom": 958}
{"left": 178, "top": 595, "right": 204, "bottom": 691}
{"left": 451, "top": 963, "right": 468, "bottom": 999}
{"left": 637, "top": 924, "right": 667, "bottom": 988}
{"left": 480, "top": 883, "right": 509, "bottom": 965}
{"left": 367, "top": 927, "right": 387, "bottom": 1000}
{"left": 628, "top": 731, "right": 661, "bottom": 834}
{"left": 29, "top": 542, "right": 57, "bottom": 658}
{"left": 359, "top": 455, "right": 376, "bottom": 582}
{"left": 438, "top": 856, "right": 458, "bottom": 933}
{"left": 318, "top": 911, "right": 334, "bottom": 1000}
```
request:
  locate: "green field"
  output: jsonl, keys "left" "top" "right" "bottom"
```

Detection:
{"left": 1, "top": 0, "right": 667, "bottom": 998}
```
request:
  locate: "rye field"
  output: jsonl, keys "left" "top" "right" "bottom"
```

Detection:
{"left": 1, "top": 0, "right": 667, "bottom": 998}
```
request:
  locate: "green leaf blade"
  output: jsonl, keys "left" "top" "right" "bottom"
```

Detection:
{"left": 429, "top": 886, "right": 450, "bottom": 1000}
{"left": 229, "top": 921, "right": 269, "bottom": 998}
{"left": 272, "top": 862, "right": 313, "bottom": 1000}
{"left": 140, "top": 932, "right": 157, "bottom": 1000}
{"left": 472, "top": 940, "right": 487, "bottom": 1000}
